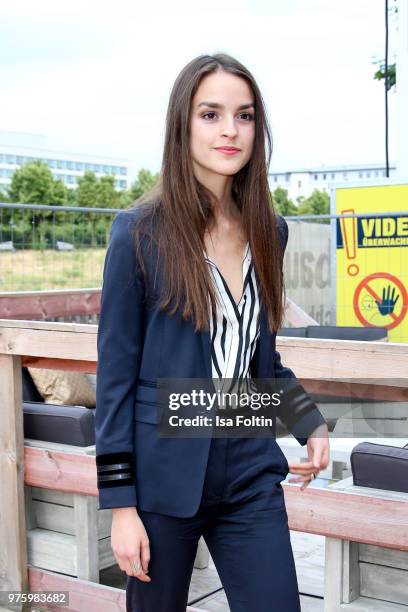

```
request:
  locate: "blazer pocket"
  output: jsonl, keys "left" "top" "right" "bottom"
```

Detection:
{"left": 134, "top": 403, "right": 160, "bottom": 424}
{"left": 134, "top": 384, "right": 160, "bottom": 424}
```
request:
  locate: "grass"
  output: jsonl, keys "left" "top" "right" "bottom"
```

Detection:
{"left": 0, "top": 248, "right": 107, "bottom": 291}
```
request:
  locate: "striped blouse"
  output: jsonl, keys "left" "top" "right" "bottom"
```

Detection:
{"left": 203, "top": 242, "right": 260, "bottom": 396}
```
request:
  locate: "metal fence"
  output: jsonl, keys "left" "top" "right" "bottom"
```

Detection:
{"left": 0, "top": 202, "right": 118, "bottom": 292}
{"left": 1, "top": 203, "right": 407, "bottom": 343}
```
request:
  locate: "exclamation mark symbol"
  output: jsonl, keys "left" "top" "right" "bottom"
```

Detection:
{"left": 340, "top": 208, "right": 359, "bottom": 276}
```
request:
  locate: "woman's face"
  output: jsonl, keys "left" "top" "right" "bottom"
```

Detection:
{"left": 189, "top": 70, "right": 256, "bottom": 181}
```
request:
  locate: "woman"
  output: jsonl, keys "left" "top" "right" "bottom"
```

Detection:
{"left": 95, "top": 53, "right": 330, "bottom": 612}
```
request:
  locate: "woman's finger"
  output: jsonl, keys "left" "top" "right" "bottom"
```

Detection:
{"left": 288, "top": 475, "right": 313, "bottom": 484}
{"left": 126, "top": 555, "right": 151, "bottom": 581}
{"left": 288, "top": 472, "right": 317, "bottom": 490}
{"left": 140, "top": 538, "right": 151, "bottom": 573}
{"left": 288, "top": 461, "right": 317, "bottom": 473}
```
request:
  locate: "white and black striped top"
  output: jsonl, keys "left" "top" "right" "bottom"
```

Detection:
{"left": 204, "top": 243, "right": 260, "bottom": 392}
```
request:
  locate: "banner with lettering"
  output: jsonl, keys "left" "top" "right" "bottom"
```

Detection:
{"left": 334, "top": 183, "right": 408, "bottom": 343}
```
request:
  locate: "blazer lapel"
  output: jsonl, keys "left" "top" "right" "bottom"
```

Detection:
{"left": 199, "top": 324, "right": 213, "bottom": 380}
{"left": 251, "top": 266, "right": 272, "bottom": 379}
{"left": 257, "top": 305, "right": 273, "bottom": 378}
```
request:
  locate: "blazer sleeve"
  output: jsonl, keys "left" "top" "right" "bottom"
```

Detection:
{"left": 274, "top": 215, "right": 327, "bottom": 446}
{"left": 95, "top": 210, "right": 145, "bottom": 510}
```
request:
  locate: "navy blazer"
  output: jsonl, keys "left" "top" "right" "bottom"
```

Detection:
{"left": 95, "top": 207, "right": 326, "bottom": 516}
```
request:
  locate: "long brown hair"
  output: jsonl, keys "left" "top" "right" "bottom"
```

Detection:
{"left": 130, "top": 53, "right": 285, "bottom": 334}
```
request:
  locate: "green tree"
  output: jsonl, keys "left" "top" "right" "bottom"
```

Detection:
{"left": 128, "top": 168, "right": 159, "bottom": 201}
{"left": 66, "top": 187, "right": 77, "bottom": 206}
{"left": 374, "top": 62, "right": 396, "bottom": 91}
{"left": 373, "top": 0, "right": 397, "bottom": 91}
{"left": 76, "top": 171, "right": 99, "bottom": 208}
{"left": 118, "top": 189, "right": 134, "bottom": 208}
{"left": 8, "top": 161, "right": 62, "bottom": 205}
{"left": 271, "top": 187, "right": 298, "bottom": 216}
{"left": 7, "top": 161, "right": 68, "bottom": 247}
{"left": 298, "top": 189, "right": 330, "bottom": 223}
{"left": 51, "top": 178, "right": 69, "bottom": 206}
{"left": 97, "top": 175, "right": 120, "bottom": 209}
{"left": 0, "top": 185, "right": 10, "bottom": 203}
{"left": 77, "top": 171, "right": 117, "bottom": 246}
{"left": 96, "top": 176, "right": 120, "bottom": 243}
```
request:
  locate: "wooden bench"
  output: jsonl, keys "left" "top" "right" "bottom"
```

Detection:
{"left": 24, "top": 439, "right": 209, "bottom": 582}
{"left": 2, "top": 319, "right": 408, "bottom": 611}
{"left": 324, "top": 477, "right": 408, "bottom": 611}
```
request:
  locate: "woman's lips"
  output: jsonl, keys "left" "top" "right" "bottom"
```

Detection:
{"left": 215, "top": 147, "right": 241, "bottom": 156}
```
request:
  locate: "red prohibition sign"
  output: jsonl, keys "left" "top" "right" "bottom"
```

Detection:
{"left": 353, "top": 272, "right": 408, "bottom": 330}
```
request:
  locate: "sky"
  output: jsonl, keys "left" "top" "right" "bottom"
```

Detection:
{"left": 0, "top": 0, "right": 398, "bottom": 181}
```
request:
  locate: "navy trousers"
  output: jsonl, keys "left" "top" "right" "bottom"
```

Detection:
{"left": 126, "top": 435, "right": 301, "bottom": 612}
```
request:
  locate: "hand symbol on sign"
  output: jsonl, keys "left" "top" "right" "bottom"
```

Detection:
{"left": 375, "top": 285, "right": 400, "bottom": 315}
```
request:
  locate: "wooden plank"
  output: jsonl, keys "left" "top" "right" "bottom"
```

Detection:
{"left": 0, "top": 318, "right": 97, "bottom": 333}
{"left": 23, "top": 446, "right": 408, "bottom": 550}
{"left": 27, "top": 529, "right": 77, "bottom": 575}
{"left": 0, "top": 289, "right": 101, "bottom": 320}
{"left": 359, "top": 562, "right": 408, "bottom": 605}
{"left": 98, "top": 536, "right": 116, "bottom": 570}
{"left": 31, "top": 499, "right": 111, "bottom": 539}
{"left": 30, "top": 485, "right": 75, "bottom": 505}
{"left": 0, "top": 325, "right": 97, "bottom": 361}
{"left": 0, "top": 354, "right": 28, "bottom": 593}
{"left": 0, "top": 319, "right": 407, "bottom": 379}
{"left": 32, "top": 499, "right": 75, "bottom": 534}
{"left": 282, "top": 484, "right": 408, "bottom": 550}
{"left": 359, "top": 543, "right": 408, "bottom": 570}
{"left": 24, "top": 447, "right": 97, "bottom": 495}
{"left": 0, "top": 288, "right": 100, "bottom": 298}
{"left": 276, "top": 335, "right": 408, "bottom": 379}
{"left": 22, "top": 356, "right": 96, "bottom": 373}
{"left": 342, "top": 540, "right": 360, "bottom": 603}
{"left": 29, "top": 486, "right": 112, "bottom": 536}
{"left": 27, "top": 530, "right": 115, "bottom": 577}
{"left": 25, "top": 439, "right": 96, "bottom": 456}
{"left": 27, "top": 567, "right": 207, "bottom": 611}
{"left": 323, "top": 537, "right": 343, "bottom": 611}
{"left": 74, "top": 494, "right": 99, "bottom": 582}
{"left": 340, "top": 597, "right": 408, "bottom": 611}
{"left": 302, "top": 378, "right": 408, "bottom": 401}
{"left": 24, "top": 486, "right": 37, "bottom": 530}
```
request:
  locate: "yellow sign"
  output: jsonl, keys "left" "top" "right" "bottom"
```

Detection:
{"left": 335, "top": 184, "right": 408, "bottom": 342}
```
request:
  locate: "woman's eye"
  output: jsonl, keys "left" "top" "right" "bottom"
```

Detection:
{"left": 202, "top": 112, "right": 217, "bottom": 120}
{"left": 201, "top": 112, "right": 254, "bottom": 121}
{"left": 240, "top": 112, "right": 254, "bottom": 121}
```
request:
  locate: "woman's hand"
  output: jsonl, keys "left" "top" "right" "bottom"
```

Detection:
{"left": 287, "top": 423, "right": 330, "bottom": 490}
{"left": 111, "top": 507, "right": 151, "bottom": 581}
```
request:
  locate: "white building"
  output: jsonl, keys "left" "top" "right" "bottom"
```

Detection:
{"left": 268, "top": 162, "right": 397, "bottom": 201}
{"left": 0, "top": 130, "right": 129, "bottom": 193}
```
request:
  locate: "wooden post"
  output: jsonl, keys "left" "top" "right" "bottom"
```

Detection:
{"left": 0, "top": 354, "right": 28, "bottom": 592}
{"left": 74, "top": 494, "right": 100, "bottom": 582}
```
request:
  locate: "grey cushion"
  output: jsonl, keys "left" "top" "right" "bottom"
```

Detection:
{"left": 23, "top": 401, "right": 95, "bottom": 447}
{"left": 306, "top": 326, "right": 387, "bottom": 341}
{"left": 277, "top": 327, "right": 307, "bottom": 337}
{"left": 351, "top": 442, "right": 408, "bottom": 493}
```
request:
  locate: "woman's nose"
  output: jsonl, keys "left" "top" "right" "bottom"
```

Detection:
{"left": 220, "top": 117, "right": 238, "bottom": 137}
